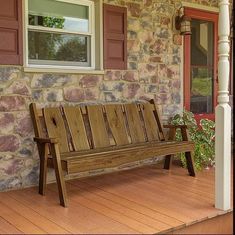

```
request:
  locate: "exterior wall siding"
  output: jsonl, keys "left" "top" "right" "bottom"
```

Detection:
{"left": 0, "top": 0, "right": 221, "bottom": 191}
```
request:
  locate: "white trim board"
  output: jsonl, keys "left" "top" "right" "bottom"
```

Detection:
{"left": 24, "top": 66, "right": 105, "bottom": 74}
{"left": 182, "top": 2, "right": 219, "bottom": 13}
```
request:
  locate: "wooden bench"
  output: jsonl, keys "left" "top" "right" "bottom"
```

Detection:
{"left": 29, "top": 99, "right": 195, "bottom": 207}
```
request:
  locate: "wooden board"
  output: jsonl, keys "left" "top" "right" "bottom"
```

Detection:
{"left": 150, "top": 100, "right": 165, "bottom": 140}
{"left": 169, "top": 212, "right": 233, "bottom": 234}
{"left": 71, "top": 180, "right": 182, "bottom": 227}
{"left": 7, "top": 188, "right": 137, "bottom": 234}
{"left": 63, "top": 106, "right": 90, "bottom": 151}
{"left": 124, "top": 103, "right": 146, "bottom": 143}
{"left": 0, "top": 201, "right": 45, "bottom": 234}
{"left": 43, "top": 107, "right": 70, "bottom": 153}
{"left": 140, "top": 103, "right": 160, "bottom": 141}
{"left": 0, "top": 161, "right": 231, "bottom": 234}
{"left": 0, "top": 194, "right": 69, "bottom": 234}
{"left": 64, "top": 183, "right": 162, "bottom": 233}
{"left": 29, "top": 103, "right": 43, "bottom": 137}
{"left": 105, "top": 104, "right": 129, "bottom": 146}
{"left": 66, "top": 141, "right": 194, "bottom": 174}
{"left": 87, "top": 105, "right": 110, "bottom": 148}
{"left": 0, "top": 216, "right": 22, "bottom": 234}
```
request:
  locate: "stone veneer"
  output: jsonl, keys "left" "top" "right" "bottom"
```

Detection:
{"left": 0, "top": 0, "right": 221, "bottom": 191}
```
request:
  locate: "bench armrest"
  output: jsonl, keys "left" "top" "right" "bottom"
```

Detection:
{"left": 163, "top": 125, "right": 188, "bottom": 129}
{"left": 34, "top": 137, "right": 59, "bottom": 144}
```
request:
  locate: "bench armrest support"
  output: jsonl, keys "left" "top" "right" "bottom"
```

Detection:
{"left": 34, "top": 137, "right": 59, "bottom": 144}
{"left": 163, "top": 125, "right": 188, "bottom": 129}
{"left": 163, "top": 125, "right": 190, "bottom": 141}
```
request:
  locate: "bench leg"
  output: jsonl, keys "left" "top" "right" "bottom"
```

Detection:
{"left": 50, "top": 143, "right": 68, "bottom": 207}
{"left": 38, "top": 143, "right": 48, "bottom": 196}
{"left": 164, "top": 155, "right": 173, "bottom": 169}
{"left": 180, "top": 127, "right": 196, "bottom": 177}
{"left": 185, "top": 152, "right": 196, "bottom": 176}
{"left": 164, "top": 127, "right": 176, "bottom": 170}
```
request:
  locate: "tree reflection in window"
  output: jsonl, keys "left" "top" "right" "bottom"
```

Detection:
{"left": 28, "top": 16, "right": 89, "bottom": 65}
{"left": 28, "top": 32, "right": 88, "bottom": 64}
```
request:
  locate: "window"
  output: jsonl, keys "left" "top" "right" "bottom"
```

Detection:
{"left": 25, "top": 0, "right": 95, "bottom": 69}
{"left": 184, "top": 8, "right": 218, "bottom": 120}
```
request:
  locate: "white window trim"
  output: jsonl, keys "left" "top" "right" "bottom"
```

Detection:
{"left": 23, "top": 0, "right": 101, "bottom": 72}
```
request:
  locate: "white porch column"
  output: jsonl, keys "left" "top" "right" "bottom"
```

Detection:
{"left": 215, "top": 0, "right": 231, "bottom": 210}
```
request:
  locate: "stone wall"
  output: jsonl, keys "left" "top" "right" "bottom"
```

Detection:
{"left": 0, "top": 0, "right": 220, "bottom": 191}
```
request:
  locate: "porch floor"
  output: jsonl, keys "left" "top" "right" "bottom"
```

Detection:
{"left": 0, "top": 163, "right": 233, "bottom": 234}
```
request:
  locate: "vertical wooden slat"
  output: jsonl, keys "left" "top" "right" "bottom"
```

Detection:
{"left": 29, "top": 103, "right": 46, "bottom": 138}
{"left": 149, "top": 99, "right": 165, "bottom": 141}
{"left": 124, "top": 103, "right": 146, "bottom": 143}
{"left": 87, "top": 105, "right": 110, "bottom": 148}
{"left": 43, "top": 107, "right": 70, "bottom": 153}
{"left": 63, "top": 106, "right": 90, "bottom": 151}
{"left": 105, "top": 104, "right": 129, "bottom": 146}
{"left": 140, "top": 103, "right": 160, "bottom": 141}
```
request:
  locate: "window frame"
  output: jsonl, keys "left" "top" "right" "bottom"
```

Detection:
{"left": 184, "top": 8, "right": 218, "bottom": 121}
{"left": 24, "top": 0, "right": 96, "bottom": 70}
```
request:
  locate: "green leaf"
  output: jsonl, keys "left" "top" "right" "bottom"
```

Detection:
{"left": 170, "top": 109, "right": 215, "bottom": 171}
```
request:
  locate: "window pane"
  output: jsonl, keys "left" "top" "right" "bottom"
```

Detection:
{"left": 190, "top": 67, "right": 213, "bottom": 114}
{"left": 28, "top": 0, "right": 89, "bottom": 33}
{"left": 28, "top": 31, "right": 90, "bottom": 66}
{"left": 191, "top": 20, "right": 214, "bottom": 66}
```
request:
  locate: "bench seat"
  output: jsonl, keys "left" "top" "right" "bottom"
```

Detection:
{"left": 45, "top": 140, "right": 193, "bottom": 174}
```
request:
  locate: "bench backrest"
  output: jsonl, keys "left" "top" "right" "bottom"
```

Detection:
{"left": 30, "top": 99, "right": 165, "bottom": 153}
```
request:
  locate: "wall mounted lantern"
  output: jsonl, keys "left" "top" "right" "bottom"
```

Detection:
{"left": 175, "top": 7, "right": 192, "bottom": 35}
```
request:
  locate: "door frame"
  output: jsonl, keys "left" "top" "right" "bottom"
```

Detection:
{"left": 184, "top": 8, "right": 218, "bottom": 121}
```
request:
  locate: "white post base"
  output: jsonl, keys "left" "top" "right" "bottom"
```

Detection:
{"left": 215, "top": 103, "right": 231, "bottom": 210}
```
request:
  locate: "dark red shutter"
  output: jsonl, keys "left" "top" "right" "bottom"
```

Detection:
{"left": 103, "top": 4, "right": 127, "bottom": 70}
{"left": 0, "top": 0, "right": 23, "bottom": 65}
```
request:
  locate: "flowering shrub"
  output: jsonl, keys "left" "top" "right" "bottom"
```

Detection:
{"left": 170, "top": 110, "right": 215, "bottom": 171}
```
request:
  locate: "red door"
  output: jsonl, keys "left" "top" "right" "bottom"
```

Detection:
{"left": 184, "top": 8, "right": 218, "bottom": 121}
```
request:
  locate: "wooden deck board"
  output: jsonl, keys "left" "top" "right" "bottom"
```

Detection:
{"left": 7, "top": 187, "right": 138, "bottom": 234}
{"left": 127, "top": 171, "right": 214, "bottom": 201}
{"left": 0, "top": 216, "right": 22, "bottom": 234}
{"left": 135, "top": 167, "right": 215, "bottom": 195}
{"left": 0, "top": 163, "right": 233, "bottom": 234}
{"left": 65, "top": 182, "right": 170, "bottom": 231}
{"left": 0, "top": 194, "right": 69, "bottom": 234}
{"left": 0, "top": 201, "right": 46, "bottom": 234}
{"left": 69, "top": 180, "right": 182, "bottom": 227}
{"left": 81, "top": 171, "right": 217, "bottom": 221}
{"left": 49, "top": 184, "right": 156, "bottom": 234}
